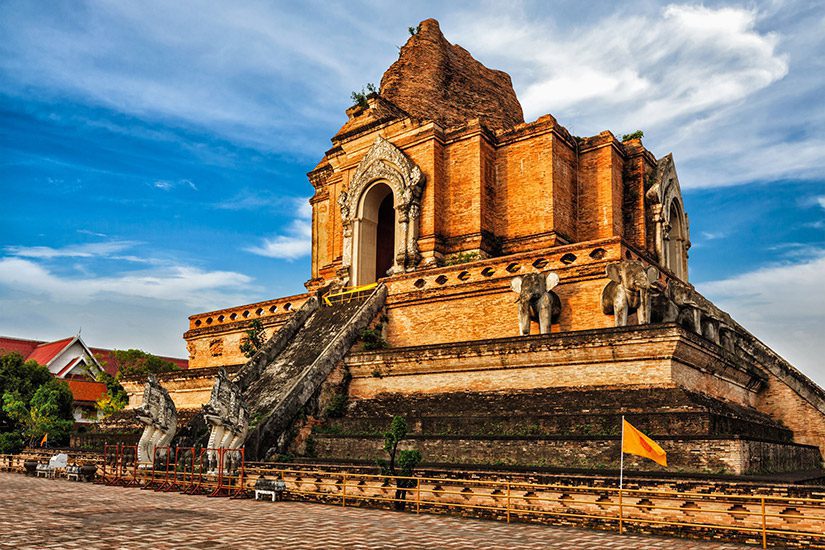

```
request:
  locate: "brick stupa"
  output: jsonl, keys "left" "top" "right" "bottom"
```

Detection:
{"left": 108, "top": 19, "right": 825, "bottom": 478}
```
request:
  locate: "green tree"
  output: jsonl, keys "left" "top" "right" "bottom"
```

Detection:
{"left": 0, "top": 352, "right": 52, "bottom": 432}
{"left": 95, "top": 371, "right": 128, "bottom": 417}
{"left": 377, "top": 416, "right": 422, "bottom": 510}
{"left": 110, "top": 349, "right": 180, "bottom": 379}
{"left": 240, "top": 319, "right": 266, "bottom": 358}
{"left": 0, "top": 432, "right": 24, "bottom": 454}
{"left": 3, "top": 378, "right": 74, "bottom": 447}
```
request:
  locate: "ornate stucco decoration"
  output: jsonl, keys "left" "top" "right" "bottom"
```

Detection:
{"left": 338, "top": 136, "right": 426, "bottom": 283}
{"left": 646, "top": 154, "right": 690, "bottom": 281}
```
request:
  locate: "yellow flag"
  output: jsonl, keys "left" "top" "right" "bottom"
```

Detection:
{"left": 40, "top": 432, "right": 48, "bottom": 446}
{"left": 622, "top": 419, "right": 667, "bottom": 467}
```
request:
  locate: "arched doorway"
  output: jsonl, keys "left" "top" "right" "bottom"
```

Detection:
{"left": 353, "top": 182, "right": 396, "bottom": 285}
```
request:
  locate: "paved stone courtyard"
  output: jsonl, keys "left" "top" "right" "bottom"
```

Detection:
{"left": 0, "top": 473, "right": 749, "bottom": 549}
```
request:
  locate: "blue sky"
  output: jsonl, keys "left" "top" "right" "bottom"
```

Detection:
{"left": 1, "top": 1, "right": 824, "bottom": 385}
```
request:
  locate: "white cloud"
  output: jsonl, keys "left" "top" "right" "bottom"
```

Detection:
{"left": 698, "top": 251, "right": 825, "bottom": 387}
{"left": 153, "top": 179, "right": 198, "bottom": 191}
{"left": 454, "top": 4, "right": 787, "bottom": 128}
{"left": 245, "top": 198, "right": 312, "bottom": 260}
{"left": 0, "top": 257, "right": 253, "bottom": 308}
{"left": 5, "top": 240, "right": 141, "bottom": 259}
{"left": 449, "top": 2, "right": 824, "bottom": 188}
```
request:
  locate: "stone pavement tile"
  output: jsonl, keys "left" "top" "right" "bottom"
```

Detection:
{"left": 0, "top": 473, "right": 750, "bottom": 549}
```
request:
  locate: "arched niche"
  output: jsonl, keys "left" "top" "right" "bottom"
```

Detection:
{"left": 646, "top": 153, "right": 691, "bottom": 281}
{"left": 665, "top": 199, "right": 688, "bottom": 280}
{"left": 338, "top": 137, "right": 425, "bottom": 286}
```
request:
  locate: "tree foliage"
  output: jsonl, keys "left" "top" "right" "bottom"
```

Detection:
{"left": 2, "top": 377, "right": 74, "bottom": 447}
{"left": 95, "top": 370, "right": 128, "bottom": 417}
{"left": 111, "top": 349, "right": 180, "bottom": 379}
{"left": 622, "top": 130, "right": 644, "bottom": 141}
{"left": 377, "top": 415, "right": 422, "bottom": 510}
{"left": 0, "top": 352, "right": 52, "bottom": 432}
{"left": 351, "top": 83, "right": 377, "bottom": 108}
{"left": 240, "top": 319, "right": 267, "bottom": 359}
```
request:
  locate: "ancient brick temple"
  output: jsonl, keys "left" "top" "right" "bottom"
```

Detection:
{"left": 121, "top": 19, "right": 825, "bottom": 475}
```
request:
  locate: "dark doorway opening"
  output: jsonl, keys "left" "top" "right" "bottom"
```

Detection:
{"left": 375, "top": 193, "right": 395, "bottom": 279}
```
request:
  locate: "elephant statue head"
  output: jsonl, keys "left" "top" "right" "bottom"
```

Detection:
{"left": 601, "top": 260, "right": 659, "bottom": 326}
{"left": 510, "top": 271, "right": 561, "bottom": 335}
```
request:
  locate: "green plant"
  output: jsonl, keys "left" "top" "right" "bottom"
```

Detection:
{"left": 0, "top": 432, "right": 24, "bottom": 454}
{"left": 360, "top": 324, "right": 388, "bottom": 351}
{"left": 95, "top": 370, "right": 127, "bottom": 418}
{"left": 622, "top": 130, "right": 644, "bottom": 141}
{"left": 439, "top": 251, "right": 480, "bottom": 267}
{"left": 3, "top": 378, "right": 74, "bottom": 447}
{"left": 240, "top": 319, "right": 266, "bottom": 358}
{"left": 248, "top": 412, "right": 266, "bottom": 429}
{"left": 350, "top": 83, "right": 377, "bottom": 109}
{"left": 376, "top": 416, "right": 422, "bottom": 510}
{"left": 408, "top": 24, "right": 420, "bottom": 36}
{"left": 324, "top": 393, "right": 348, "bottom": 418}
{"left": 304, "top": 435, "right": 316, "bottom": 457}
{"left": 111, "top": 349, "right": 180, "bottom": 379}
{"left": 370, "top": 367, "right": 383, "bottom": 378}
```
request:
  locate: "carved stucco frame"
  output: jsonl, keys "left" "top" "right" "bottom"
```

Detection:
{"left": 337, "top": 137, "right": 425, "bottom": 284}
{"left": 646, "top": 154, "right": 690, "bottom": 280}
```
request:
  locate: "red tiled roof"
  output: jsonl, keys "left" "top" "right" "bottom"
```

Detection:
{"left": 0, "top": 336, "right": 188, "bottom": 376}
{"left": 65, "top": 379, "right": 108, "bottom": 404}
{"left": 0, "top": 336, "right": 43, "bottom": 357}
{"left": 26, "top": 337, "right": 74, "bottom": 366}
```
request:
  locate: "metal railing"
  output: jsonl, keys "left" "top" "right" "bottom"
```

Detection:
{"left": 247, "top": 466, "right": 825, "bottom": 549}
{"left": 3, "top": 452, "right": 824, "bottom": 548}
{"left": 322, "top": 283, "right": 378, "bottom": 306}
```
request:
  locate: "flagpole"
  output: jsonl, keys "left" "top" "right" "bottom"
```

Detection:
{"left": 619, "top": 415, "right": 625, "bottom": 535}
{"left": 619, "top": 415, "right": 624, "bottom": 490}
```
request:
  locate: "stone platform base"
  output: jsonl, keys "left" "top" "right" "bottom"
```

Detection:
{"left": 313, "top": 433, "right": 821, "bottom": 475}
{"left": 311, "top": 387, "right": 822, "bottom": 475}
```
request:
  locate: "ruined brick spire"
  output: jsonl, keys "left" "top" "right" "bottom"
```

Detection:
{"left": 380, "top": 18, "right": 524, "bottom": 132}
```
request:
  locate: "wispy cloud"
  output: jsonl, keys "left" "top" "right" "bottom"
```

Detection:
{"left": 245, "top": 200, "right": 312, "bottom": 260}
{"left": 153, "top": 178, "right": 198, "bottom": 191}
{"left": 449, "top": 2, "right": 822, "bottom": 188}
{"left": 699, "top": 250, "right": 825, "bottom": 386}
{"left": 214, "top": 190, "right": 304, "bottom": 212}
{"left": 76, "top": 229, "right": 108, "bottom": 238}
{"left": 0, "top": 257, "right": 253, "bottom": 308}
{"left": 4, "top": 240, "right": 141, "bottom": 259}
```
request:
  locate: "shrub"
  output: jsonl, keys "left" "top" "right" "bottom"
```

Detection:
{"left": 0, "top": 432, "right": 24, "bottom": 454}
{"left": 622, "top": 130, "right": 644, "bottom": 141}
{"left": 360, "top": 324, "right": 388, "bottom": 351}
{"left": 324, "top": 393, "right": 348, "bottom": 418}
{"left": 351, "top": 83, "right": 377, "bottom": 109}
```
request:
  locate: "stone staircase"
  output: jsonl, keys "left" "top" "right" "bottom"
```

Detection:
{"left": 240, "top": 284, "right": 387, "bottom": 459}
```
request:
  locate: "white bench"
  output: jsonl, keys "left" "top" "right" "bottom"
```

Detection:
{"left": 254, "top": 479, "right": 287, "bottom": 501}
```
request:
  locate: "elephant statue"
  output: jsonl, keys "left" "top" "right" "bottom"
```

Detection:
{"left": 601, "top": 260, "right": 659, "bottom": 326}
{"left": 510, "top": 271, "right": 561, "bottom": 335}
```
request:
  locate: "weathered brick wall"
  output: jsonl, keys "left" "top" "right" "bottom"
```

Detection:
{"left": 121, "top": 366, "right": 239, "bottom": 411}
{"left": 305, "top": 107, "right": 647, "bottom": 285}
{"left": 184, "top": 293, "right": 309, "bottom": 368}
{"left": 312, "top": 434, "right": 820, "bottom": 475}
{"left": 381, "top": 242, "right": 625, "bottom": 348}
{"left": 347, "top": 324, "right": 763, "bottom": 405}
